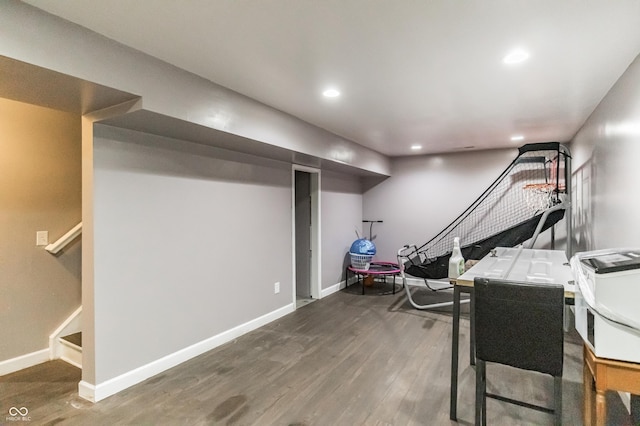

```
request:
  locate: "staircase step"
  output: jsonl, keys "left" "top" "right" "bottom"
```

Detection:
{"left": 58, "top": 332, "right": 82, "bottom": 368}
{"left": 60, "top": 332, "right": 82, "bottom": 348}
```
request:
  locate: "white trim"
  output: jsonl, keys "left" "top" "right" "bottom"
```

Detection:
{"left": 45, "top": 222, "right": 82, "bottom": 254}
{"left": 78, "top": 303, "right": 294, "bottom": 403}
{"left": 49, "top": 306, "right": 82, "bottom": 360}
{"left": 321, "top": 274, "right": 361, "bottom": 298}
{"left": 59, "top": 339, "right": 82, "bottom": 369}
{"left": 311, "top": 171, "right": 321, "bottom": 299}
{"left": 321, "top": 281, "right": 345, "bottom": 298}
{"left": 291, "top": 165, "right": 322, "bottom": 306}
{"left": 0, "top": 348, "right": 49, "bottom": 376}
{"left": 78, "top": 380, "right": 96, "bottom": 402}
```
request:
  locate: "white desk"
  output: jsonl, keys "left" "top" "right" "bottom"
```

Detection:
{"left": 456, "top": 246, "right": 575, "bottom": 296}
{"left": 449, "top": 247, "right": 574, "bottom": 421}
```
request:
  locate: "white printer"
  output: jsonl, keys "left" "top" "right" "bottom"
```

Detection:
{"left": 571, "top": 249, "right": 640, "bottom": 363}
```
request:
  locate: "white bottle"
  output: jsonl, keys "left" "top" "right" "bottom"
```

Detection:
{"left": 448, "top": 237, "right": 465, "bottom": 279}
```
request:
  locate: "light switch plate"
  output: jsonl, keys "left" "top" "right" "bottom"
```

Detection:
{"left": 36, "top": 231, "right": 48, "bottom": 246}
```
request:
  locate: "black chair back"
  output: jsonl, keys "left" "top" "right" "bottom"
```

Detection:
{"left": 474, "top": 277, "right": 564, "bottom": 377}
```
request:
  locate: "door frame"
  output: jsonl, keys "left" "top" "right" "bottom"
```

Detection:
{"left": 291, "top": 165, "right": 321, "bottom": 305}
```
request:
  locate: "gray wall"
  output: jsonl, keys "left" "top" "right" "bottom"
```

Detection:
{"left": 0, "top": 97, "right": 81, "bottom": 362}
{"left": 363, "top": 149, "right": 517, "bottom": 262}
{"left": 0, "top": 1, "right": 382, "bottom": 388}
{"left": 570, "top": 53, "right": 640, "bottom": 251}
{"left": 321, "top": 171, "right": 363, "bottom": 288}
{"left": 0, "top": 1, "right": 389, "bottom": 177}
{"left": 92, "top": 125, "right": 295, "bottom": 382}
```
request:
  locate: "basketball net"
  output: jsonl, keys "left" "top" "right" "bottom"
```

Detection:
{"left": 523, "top": 183, "right": 556, "bottom": 212}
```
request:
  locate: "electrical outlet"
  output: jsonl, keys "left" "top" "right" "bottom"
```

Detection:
{"left": 274, "top": 282, "right": 280, "bottom": 294}
{"left": 36, "top": 231, "right": 49, "bottom": 246}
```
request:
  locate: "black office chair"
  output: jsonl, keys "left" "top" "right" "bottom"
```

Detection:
{"left": 474, "top": 277, "right": 564, "bottom": 426}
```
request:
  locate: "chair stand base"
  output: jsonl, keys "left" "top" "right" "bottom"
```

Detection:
{"left": 476, "top": 359, "right": 562, "bottom": 426}
{"left": 485, "top": 392, "right": 554, "bottom": 414}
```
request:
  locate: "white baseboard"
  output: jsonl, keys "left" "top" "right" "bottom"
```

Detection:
{"left": 321, "top": 280, "right": 347, "bottom": 298}
{"left": 79, "top": 303, "right": 295, "bottom": 403}
{"left": 78, "top": 380, "right": 96, "bottom": 402}
{"left": 322, "top": 272, "right": 394, "bottom": 298}
{"left": 0, "top": 348, "right": 49, "bottom": 376}
{"left": 320, "top": 276, "right": 451, "bottom": 298}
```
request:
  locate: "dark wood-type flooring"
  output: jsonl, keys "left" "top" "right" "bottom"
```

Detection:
{"left": 0, "top": 282, "right": 634, "bottom": 425}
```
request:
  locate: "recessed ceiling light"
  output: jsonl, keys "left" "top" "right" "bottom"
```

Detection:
{"left": 503, "top": 49, "right": 530, "bottom": 65}
{"left": 322, "top": 88, "right": 341, "bottom": 98}
{"left": 411, "top": 144, "right": 422, "bottom": 150}
{"left": 511, "top": 135, "right": 525, "bottom": 142}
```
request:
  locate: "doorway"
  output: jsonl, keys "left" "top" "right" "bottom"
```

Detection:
{"left": 292, "top": 166, "right": 321, "bottom": 308}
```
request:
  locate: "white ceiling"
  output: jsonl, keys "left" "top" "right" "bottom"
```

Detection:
{"left": 23, "top": 0, "right": 640, "bottom": 156}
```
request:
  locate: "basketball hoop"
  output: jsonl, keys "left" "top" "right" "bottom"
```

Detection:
{"left": 523, "top": 183, "right": 556, "bottom": 212}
